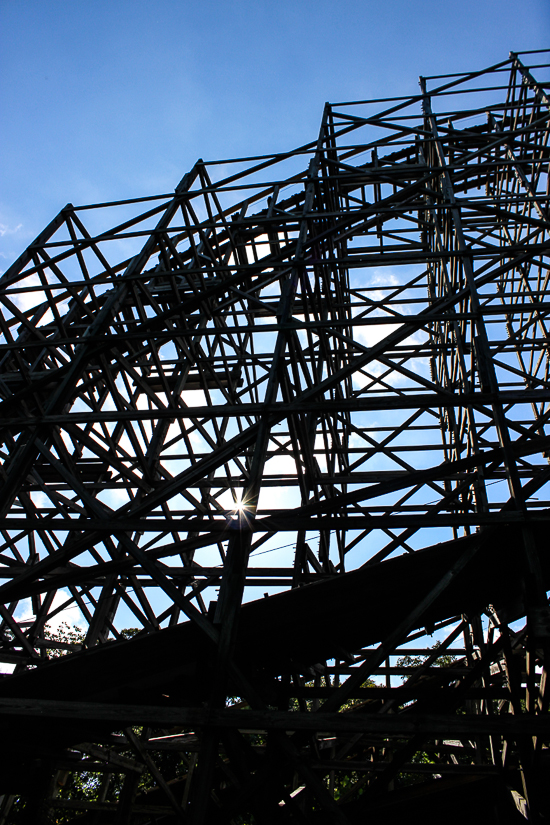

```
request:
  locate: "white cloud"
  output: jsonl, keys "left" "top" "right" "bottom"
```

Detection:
{"left": 14, "top": 598, "right": 34, "bottom": 623}
{"left": 0, "top": 223, "right": 23, "bottom": 238}
{"left": 14, "top": 591, "right": 86, "bottom": 634}
{"left": 45, "top": 589, "right": 86, "bottom": 633}
{"left": 9, "top": 273, "right": 46, "bottom": 314}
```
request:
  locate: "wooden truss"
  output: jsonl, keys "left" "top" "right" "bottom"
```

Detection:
{"left": 0, "top": 50, "right": 549, "bottom": 823}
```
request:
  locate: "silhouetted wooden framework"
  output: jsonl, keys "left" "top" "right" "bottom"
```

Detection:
{"left": 0, "top": 51, "right": 549, "bottom": 823}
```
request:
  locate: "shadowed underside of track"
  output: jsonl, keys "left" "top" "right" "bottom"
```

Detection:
{"left": 1, "top": 524, "right": 545, "bottom": 822}
{"left": 1, "top": 521, "right": 548, "bottom": 746}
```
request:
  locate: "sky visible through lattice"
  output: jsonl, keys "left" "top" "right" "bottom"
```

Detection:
{"left": 1, "top": 2, "right": 549, "bottom": 655}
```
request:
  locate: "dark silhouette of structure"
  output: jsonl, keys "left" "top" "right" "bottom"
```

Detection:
{"left": 0, "top": 50, "right": 549, "bottom": 823}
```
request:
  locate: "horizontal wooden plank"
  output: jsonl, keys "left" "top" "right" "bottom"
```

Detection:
{"left": 1, "top": 510, "right": 549, "bottom": 534}
{"left": 3, "top": 388, "right": 550, "bottom": 428}
{"left": 0, "top": 697, "right": 548, "bottom": 737}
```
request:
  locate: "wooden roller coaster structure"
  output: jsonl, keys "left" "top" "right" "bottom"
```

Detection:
{"left": 0, "top": 50, "right": 549, "bottom": 823}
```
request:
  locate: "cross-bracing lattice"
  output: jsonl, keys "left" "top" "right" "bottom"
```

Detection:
{"left": 0, "top": 50, "right": 549, "bottom": 824}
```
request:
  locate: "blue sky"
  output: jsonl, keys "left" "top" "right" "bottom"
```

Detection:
{"left": 1, "top": 0, "right": 549, "bottom": 268}
{"left": 1, "top": 0, "right": 548, "bottom": 641}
